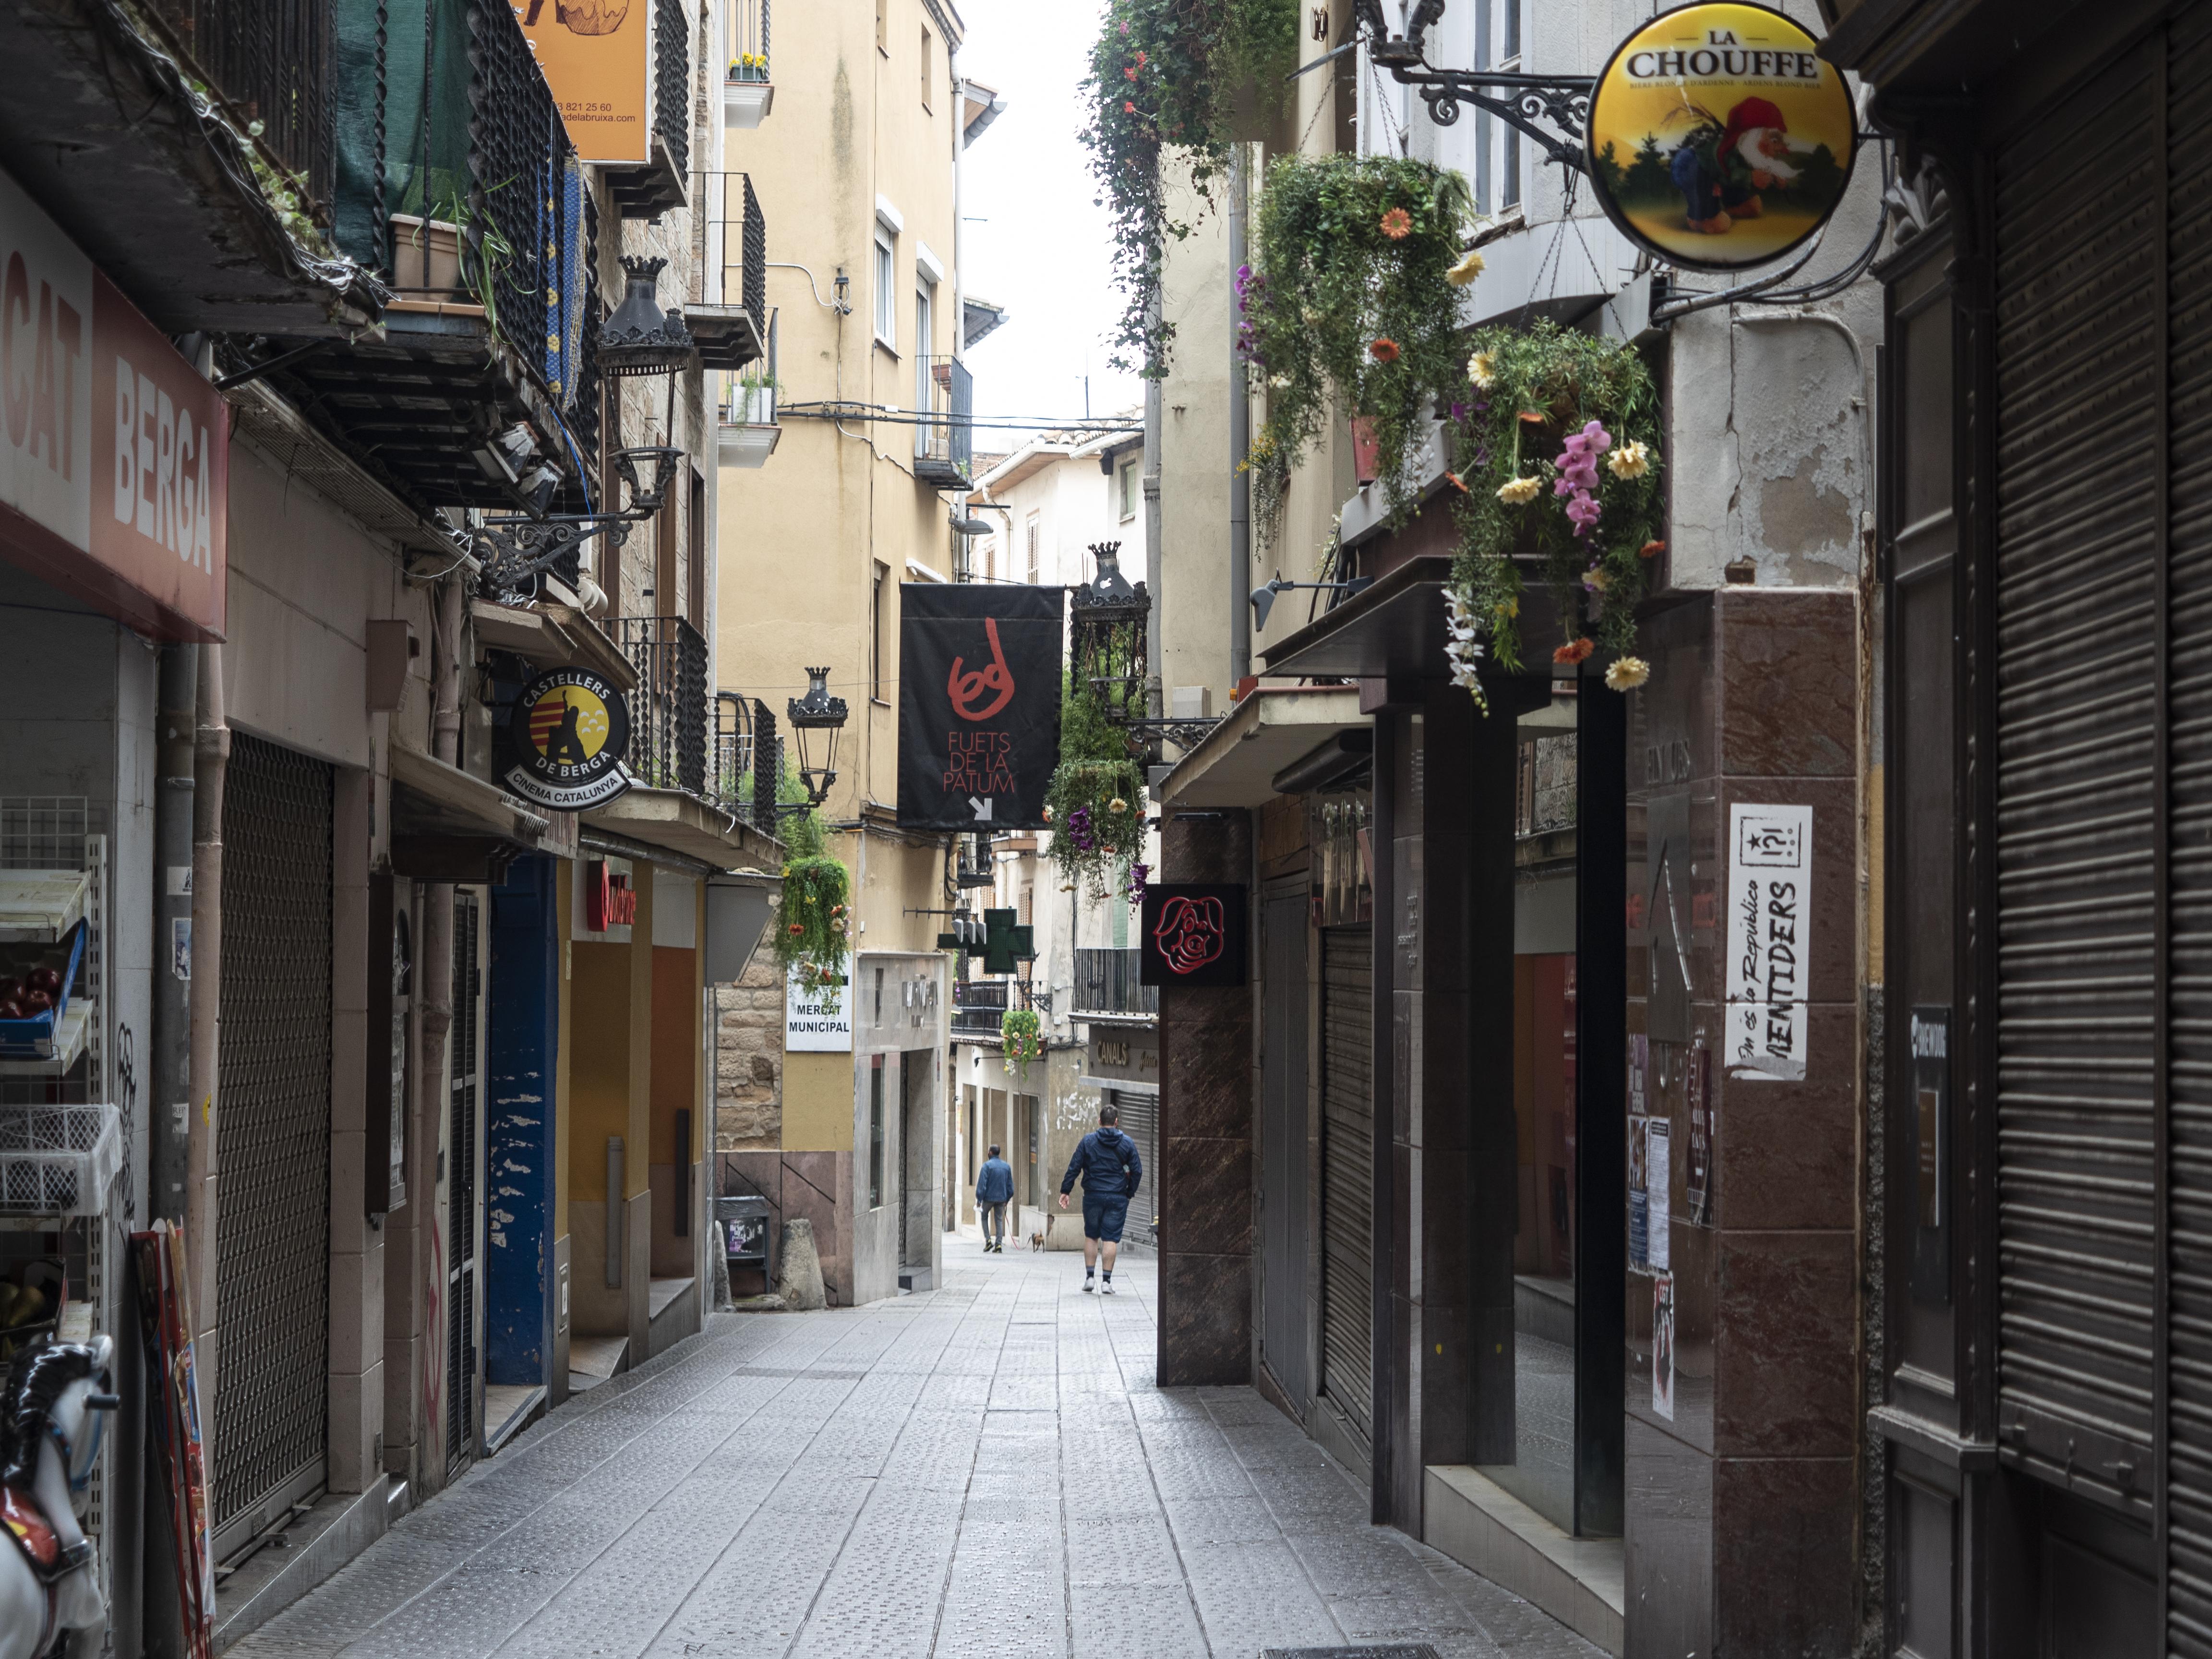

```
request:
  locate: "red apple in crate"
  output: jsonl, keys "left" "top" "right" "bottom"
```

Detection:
{"left": 25, "top": 966, "right": 60, "bottom": 998}
{"left": 19, "top": 988, "right": 53, "bottom": 1016}
{"left": 0, "top": 998, "right": 24, "bottom": 1021}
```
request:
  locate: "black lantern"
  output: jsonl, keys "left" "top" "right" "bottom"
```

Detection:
{"left": 1069, "top": 541, "right": 1149, "bottom": 722}
{"left": 786, "top": 666, "right": 850, "bottom": 807}
{"left": 614, "top": 444, "right": 685, "bottom": 514}
{"left": 598, "top": 256, "right": 695, "bottom": 377}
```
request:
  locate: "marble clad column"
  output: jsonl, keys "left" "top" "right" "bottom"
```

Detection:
{"left": 1623, "top": 587, "right": 1861, "bottom": 1659}
{"left": 1157, "top": 805, "right": 1255, "bottom": 1387}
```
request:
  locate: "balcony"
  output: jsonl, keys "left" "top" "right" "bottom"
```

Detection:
{"left": 222, "top": 0, "right": 603, "bottom": 518}
{"left": 1073, "top": 949, "right": 1157, "bottom": 1020}
{"left": 604, "top": 0, "right": 693, "bottom": 219}
{"left": 724, "top": 0, "right": 774, "bottom": 128}
{"left": 952, "top": 979, "right": 1011, "bottom": 1040}
{"left": 688, "top": 173, "right": 769, "bottom": 373}
{"left": 0, "top": 0, "right": 386, "bottom": 337}
{"left": 913, "top": 356, "right": 974, "bottom": 489}
{"left": 719, "top": 312, "right": 781, "bottom": 469}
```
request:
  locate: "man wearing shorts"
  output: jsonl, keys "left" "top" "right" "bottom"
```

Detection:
{"left": 1058, "top": 1100, "right": 1142, "bottom": 1294}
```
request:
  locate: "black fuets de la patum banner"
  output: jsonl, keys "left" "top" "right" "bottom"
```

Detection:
{"left": 897, "top": 584, "right": 1063, "bottom": 830}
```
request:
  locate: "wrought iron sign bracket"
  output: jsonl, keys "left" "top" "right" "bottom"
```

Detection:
{"left": 1121, "top": 716, "right": 1225, "bottom": 754}
{"left": 1347, "top": 0, "right": 1593, "bottom": 175}
{"left": 474, "top": 515, "right": 635, "bottom": 597}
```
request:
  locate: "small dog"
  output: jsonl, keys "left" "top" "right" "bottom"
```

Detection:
{"left": 1028, "top": 1231, "right": 1045, "bottom": 1252}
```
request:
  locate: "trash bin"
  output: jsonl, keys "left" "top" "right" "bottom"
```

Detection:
{"left": 716, "top": 1195, "right": 772, "bottom": 1296}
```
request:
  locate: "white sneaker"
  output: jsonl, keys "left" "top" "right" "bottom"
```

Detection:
{"left": 1082, "top": 1277, "right": 1095, "bottom": 1293}
{"left": 1101, "top": 1280, "right": 1115, "bottom": 1295}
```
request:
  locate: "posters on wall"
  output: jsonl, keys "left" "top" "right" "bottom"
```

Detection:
{"left": 1653, "top": 1274, "right": 1676, "bottom": 1420}
{"left": 1725, "top": 801, "right": 1813, "bottom": 1081}
{"left": 513, "top": 0, "right": 650, "bottom": 162}
{"left": 897, "top": 584, "right": 1064, "bottom": 830}
{"left": 786, "top": 952, "right": 852, "bottom": 1051}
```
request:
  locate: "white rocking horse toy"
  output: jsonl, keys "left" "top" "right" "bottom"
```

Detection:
{"left": 0, "top": 1338, "right": 118, "bottom": 1659}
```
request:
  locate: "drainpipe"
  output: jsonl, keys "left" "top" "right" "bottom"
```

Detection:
{"left": 1227, "top": 144, "right": 1252, "bottom": 686}
{"left": 153, "top": 644, "right": 198, "bottom": 1223}
{"left": 186, "top": 642, "right": 228, "bottom": 1441}
{"left": 415, "top": 578, "right": 465, "bottom": 1468}
{"left": 1144, "top": 307, "right": 1164, "bottom": 727}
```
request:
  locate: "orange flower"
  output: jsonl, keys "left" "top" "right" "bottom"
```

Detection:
{"left": 1123, "top": 100, "right": 1136, "bottom": 113}
{"left": 1124, "top": 64, "right": 1138, "bottom": 80}
{"left": 1444, "top": 471, "right": 1470, "bottom": 493}
{"left": 1518, "top": 409, "right": 1547, "bottom": 424}
{"left": 1552, "top": 637, "right": 1596, "bottom": 666}
{"left": 1639, "top": 539, "right": 1667, "bottom": 559}
{"left": 1379, "top": 206, "right": 1413, "bottom": 240}
{"left": 788, "top": 922, "right": 804, "bottom": 935}
{"left": 1370, "top": 337, "right": 1400, "bottom": 363}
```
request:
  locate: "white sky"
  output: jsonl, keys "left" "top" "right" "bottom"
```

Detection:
{"left": 955, "top": 0, "right": 1145, "bottom": 448}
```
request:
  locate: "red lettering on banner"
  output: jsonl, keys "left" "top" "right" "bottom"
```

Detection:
{"left": 947, "top": 616, "right": 1016, "bottom": 721}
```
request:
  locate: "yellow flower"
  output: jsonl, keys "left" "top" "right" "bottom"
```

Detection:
{"left": 1497, "top": 476, "right": 1541, "bottom": 505}
{"left": 1495, "top": 598, "right": 1519, "bottom": 619}
{"left": 1605, "top": 656, "right": 1651, "bottom": 691}
{"left": 1108, "top": 798, "right": 1129, "bottom": 814}
{"left": 1467, "top": 350, "right": 1496, "bottom": 388}
{"left": 1447, "top": 249, "right": 1486, "bottom": 287}
{"left": 1608, "top": 440, "right": 1651, "bottom": 480}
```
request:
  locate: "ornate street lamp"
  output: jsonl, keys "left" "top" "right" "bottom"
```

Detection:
{"left": 597, "top": 256, "right": 696, "bottom": 377}
{"left": 786, "top": 666, "right": 850, "bottom": 807}
{"left": 1069, "top": 541, "right": 1149, "bottom": 722}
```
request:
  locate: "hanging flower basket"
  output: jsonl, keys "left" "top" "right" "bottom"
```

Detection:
{"left": 1446, "top": 320, "right": 1664, "bottom": 707}
{"left": 1045, "top": 760, "right": 1148, "bottom": 897}
{"left": 1001, "top": 1007, "right": 1042, "bottom": 1074}
{"left": 770, "top": 853, "right": 850, "bottom": 987}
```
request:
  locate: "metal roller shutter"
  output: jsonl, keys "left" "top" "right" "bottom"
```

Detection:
{"left": 1109, "top": 1087, "right": 1160, "bottom": 1248}
{"left": 447, "top": 892, "right": 482, "bottom": 1473}
{"left": 1992, "top": 34, "right": 2161, "bottom": 1523}
{"left": 1320, "top": 927, "right": 1373, "bottom": 1447}
{"left": 213, "top": 733, "right": 335, "bottom": 1543}
{"left": 2168, "top": 11, "right": 2212, "bottom": 1646}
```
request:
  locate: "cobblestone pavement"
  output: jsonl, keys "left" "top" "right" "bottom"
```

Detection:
{"left": 235, "top": 1246, "right": 1601, "bottom": 1659}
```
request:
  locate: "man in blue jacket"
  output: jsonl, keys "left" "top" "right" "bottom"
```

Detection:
{"left": 1058, "top": 1101, "right": 1142, "bottom": 1294}
{"left": 975, "top": 1144, "right": 1014, "bottom": 1253}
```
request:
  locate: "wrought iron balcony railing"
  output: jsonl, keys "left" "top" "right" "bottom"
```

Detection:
{"left": 151, "top": 0, "right": 334, "bottom": 216}
{"left": 689, "top": 172, "right": 769, "bottom": 372}
{"left": 952, "top": 978, "right": 1011, "bottom": 1037}
{"left": 619, "top": 616, "right": 712, "bottom": 802}
{"left": 726, "top": 0, "right": 770, "bottom": 79}
{"left": 713, "top": 693, "right": 785, "bottom": 832}
{"left": 913, "top": 356, "right": 973, "bottom": 489}
{"left": 1073, "top": 948, "right": 1156, "bottom": 1018}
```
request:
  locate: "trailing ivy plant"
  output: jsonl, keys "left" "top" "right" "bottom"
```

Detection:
{"left": 770, "top": 789, "right": 850, "bottom": 990}
{"left": 1080, "top": 0, "right": 1298, "bottom": 375}
{"left": 1446, "top": 320, "right": 1664, "bottom": 702}
{"left": 1044, "top": 682, "right": 1147, "bottom": 897}
{"left": 1240, "top": 155, "right": 1479, "bottom": 533}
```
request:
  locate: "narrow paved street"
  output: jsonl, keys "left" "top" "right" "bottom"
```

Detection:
{"left": 234, "top": 1247, "right": 1598, "bottom": 1659}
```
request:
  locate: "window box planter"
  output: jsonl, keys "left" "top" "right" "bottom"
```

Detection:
{"left": 719, "top": 421, "right": 781, "bottom": 469}
{"left": 723, "top": 77, "right": 774, "bottom": 129}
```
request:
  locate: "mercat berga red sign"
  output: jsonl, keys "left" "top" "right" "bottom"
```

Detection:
{"left": 0, "top": 164, "right": 228, "bottom": 640}
{"left": 897, "top": 584, "right": 1063, "bottom": 830}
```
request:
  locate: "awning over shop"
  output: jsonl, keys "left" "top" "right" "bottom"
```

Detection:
{"left": 582, "top": 789, "right": 782, "bottom": 874}
{"left": 1259, "top": 553, "right": 1570, "bottom": 683}
{"left": 388, "top": 741, "right": 565, "bottom": 881}
{"left": 1155, "top": 687, "right": 1369, "bottom": 808}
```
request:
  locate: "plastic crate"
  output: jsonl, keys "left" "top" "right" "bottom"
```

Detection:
{"left": 0, "top": 921, "right": 87, "bottom": 1059}
{"left": 0, "top": 1103, "right": 120, "bottom": 1215}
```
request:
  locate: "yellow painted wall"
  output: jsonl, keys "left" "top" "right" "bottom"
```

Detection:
{"left": 783, "top": 1051, "right": 858, "bottom": 1151}
{"left": 568, "top": 941, "right": 631, "bottom": 1202}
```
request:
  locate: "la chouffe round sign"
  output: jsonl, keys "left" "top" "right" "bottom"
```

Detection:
{"left": 1586, "top": 2, "right": 1856, "bottom": 274}
{"left": 504, "top": 667, "right": 635, "bottom": 810}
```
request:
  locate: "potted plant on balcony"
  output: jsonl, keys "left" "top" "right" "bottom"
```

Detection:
{"left": 725, "top": 52, "right": 774, "bottom": 128}
{"left": 720, "top": 369, "right": 781, "bottom": 469}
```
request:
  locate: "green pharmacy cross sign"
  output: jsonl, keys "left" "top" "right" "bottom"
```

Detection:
{"left": 938, "top": 907, "right": 1034, "bottom": 976}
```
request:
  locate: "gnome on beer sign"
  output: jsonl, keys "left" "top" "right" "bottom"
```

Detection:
{"left": 1671, "top": 97, "right": 1815, "bottom": 235}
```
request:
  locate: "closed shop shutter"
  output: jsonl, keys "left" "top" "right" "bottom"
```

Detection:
{"left": 2167, "top": 10, "right": 2212, "bottom": 1644}
{"left": 213, "top": 733, "right": 335, "bottom": 1543}
{"left": 1109, "top": 1087, "right": 1160, "bottom": 1248}
{"left": 1261, "top": 890, "right": 1310, "bottom": 1408}
{"left": 1320, "top": 926, "right": 1373, "bottom": 1448}
{"left": 1993, "top": 32, "right": 2164, "bottom": 1527}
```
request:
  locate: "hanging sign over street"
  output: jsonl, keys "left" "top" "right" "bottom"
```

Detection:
{"left": 1139, "top": 884, "right": 1249, "bottom": 988}
{"left": 1586, "top": 2, "right": 1856, "bottom": 274}
{"left": 513, "top": 0, "right": 651, "bottom": 164}
{"left": 897, "top": 584, "right": 1064, "bottom": 830}
{"left": 502, "top": 666, "right": 634, "bottom": 810}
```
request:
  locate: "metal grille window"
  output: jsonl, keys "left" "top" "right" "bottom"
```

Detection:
{"left": 213, "top": 734, "right": 334, "bottom": 1542}
{"left": 1320, "top": 926, "right": 1374, "bottom": 1447}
